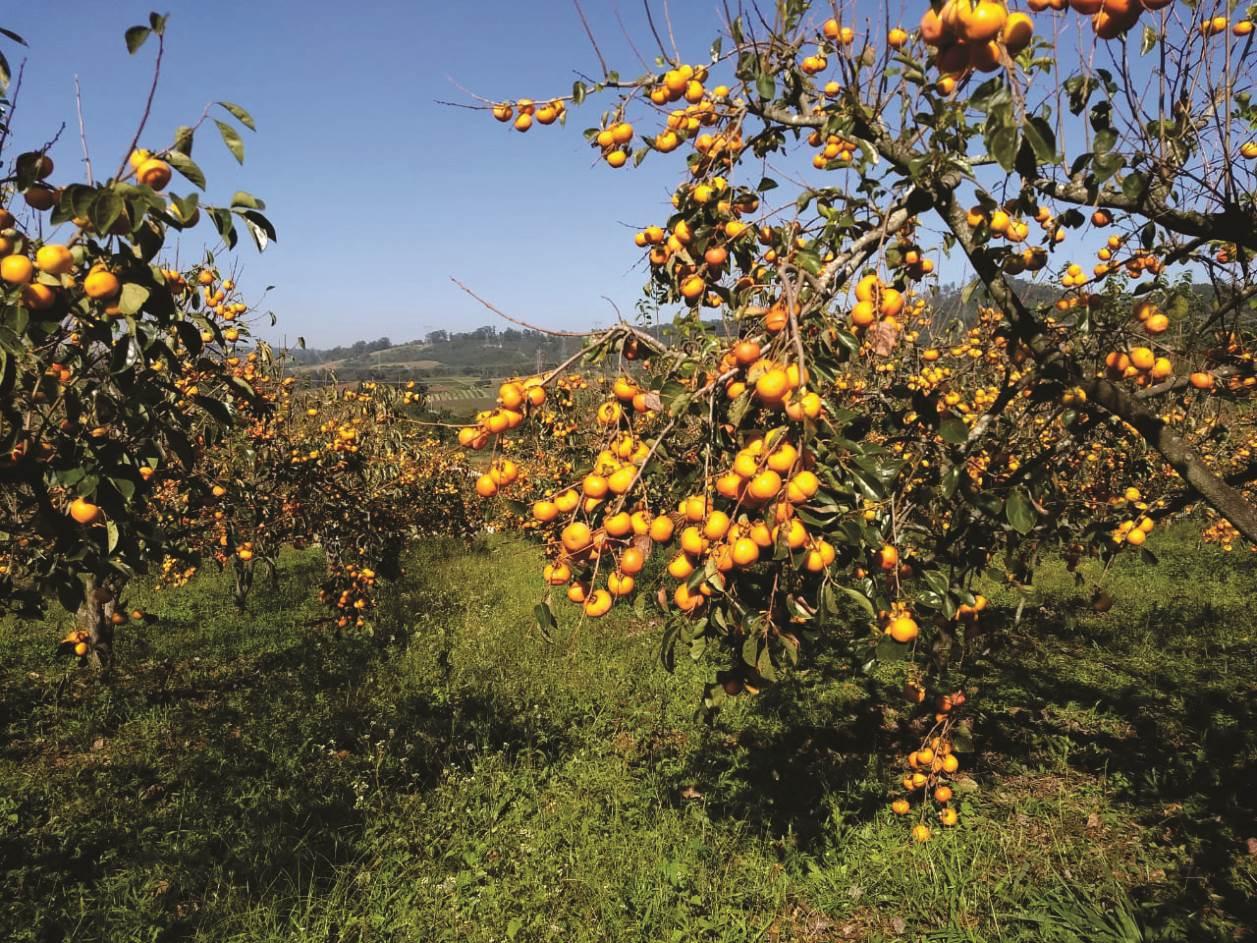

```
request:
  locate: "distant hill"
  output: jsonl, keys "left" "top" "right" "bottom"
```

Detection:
{"left": 281, "top": 280, "right": 1025, "bottom": 381}
{"left": 287, "top": 328, "right": 596, "bottom": 383}
{"left": 278, "top": 277, "right": 1222, "bottom": 415}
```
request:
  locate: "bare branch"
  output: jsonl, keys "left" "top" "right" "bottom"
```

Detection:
{"left": 74, "top": 75, "right": 93, "bottom": 185}
{"left": 0, "top": 59, "right": 25, "bottom": 159}
{"left": 572, "top": 0, "right": 610, "bottom": 78}
{"left": 451, "top": 277, "right": 595, "bottom": 337}
{"left": 114, "top": 31, "right": 165, "bottom": 182}
{"left": 642, "top": 0, "right": 672, "bottom": 63}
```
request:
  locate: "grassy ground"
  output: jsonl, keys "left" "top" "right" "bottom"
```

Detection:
{"left": 1, "top": 526, "right": 1254, "bottom": 942}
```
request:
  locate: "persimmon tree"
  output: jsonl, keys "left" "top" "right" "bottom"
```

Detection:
{"left": 0, "top": 15, "right": 276, "bottom": 665}
{"left": 178, "top": 370, "right": 479, "bottom": 627}
{"left": 455, "top": 0, "right": 1257, "bottom": 838}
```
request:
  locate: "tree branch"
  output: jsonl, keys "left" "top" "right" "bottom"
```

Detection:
{"left": 1033, "top": 175, "right": 1257, "bottom": 254}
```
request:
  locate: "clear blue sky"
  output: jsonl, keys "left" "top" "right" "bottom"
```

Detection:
{"left": 2, "top": 1, "right": 734, "bottom": 346}
{"left": 2, "top": 2, "right": 1158, "bottom": 347}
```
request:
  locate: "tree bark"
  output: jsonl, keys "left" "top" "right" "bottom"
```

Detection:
{"left": 77, "top": 575, "right": 118, "bottom": 670}
{"left": 232, "top": 556, "right": 255, "bottom": 609}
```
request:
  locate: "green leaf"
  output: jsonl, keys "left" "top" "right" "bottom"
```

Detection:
{"left": 938, "top": 416, "right": 968, "bottom": 445}
{"left": 174, "top": 320, "right": 203, "bottom": 356}
{"left": 1005, "top": 487, "right": 1036, "bottom": 534}
{"left": 148, "top": 12, "right": 168, "bottom": 34}
{"left": 214, "top": 120, "right": 245, "bottom": 164}
{"left": 106, "top": 520, "right": 120, "bottom": 553}
{"left": 1140, "top": 24, "right": 1157, "bottom": 56}
{"left": 741, "top": 633, "right": 760, "bottom": 669}
{"left": 727, "top": 389, "right": 752, "bottom": 428}
{"left": 756, "top": 72, "right": 775, "bottom": 100}
{"left": 756, "top": 643, "right": 777, "bottom": 682}
{"left": 838, "top": 584, "right": 876, "bottom": 619}
{"left": 230, "top": 191, "right": 265, "bottom": 210}
{"left": 172, "top": 125, "right": 195, "bottom": 156}
{"left": 117, "top": 282, "right": 150, "bottom": 317}
{"left": 239, "top": 210, "right": 277, "bottom": 250}
{"left": 56, "top": 467, "right": 87, "bottom": 487}
{"left": 125, "top": 26, "right": 150, "bottom": 54}
{"left": 533, "top": 602, "right": 556, "bottom": 641}
{"left": 990, "top": 126, "right": 1019, "bottom": 171}
{"left": 90, "top": 190, "right": 124, "bottom": 234}
{"left": 217, "top": 100, "right": 256, "bottom": 131}
{"left": 1092, "top": 150, "right": 1125, "bottom": 184}
{"left": 875, "top": 636, "right": 909, "bottom": 661}
{"left": 208, "top": 208, "right": 238, "bottom": 248}
{"left": 1093, "top": 128, "right": 1118, "bottom": 156}
{"left": 795, "top": 248, "right": 820, "bottom": 275}
{"left": 1023, "top": 115, "right": 1056, "bottom": 163}
{"left": 984, "top": 103, "right": 1018, "bottom": 171}
{"left": 659, "top": 623, "right": 680, "bottom": 672}
{"left": 165, "top": 150, "right": 206, "bottom": 189}
{"left": 1121, "top": 172, "right": 1147, "bottom": 201}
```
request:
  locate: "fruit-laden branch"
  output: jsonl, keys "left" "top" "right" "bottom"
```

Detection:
{"left": 114, "top": 30, "right": 164, "bottom": 183}
{"left": 750, "top": 89, "right": 1257, "bottom": 540}
{"left": 1031, "top": 177, "right": 1257, "bottom": 255}
{"left": 753, "top": 95, "right": 1257, "bottom": 256}
{"left": 934, "top": 186, "right": 1257, "bottom": 544}
{"left": 809, "top": 186, "right": 933, "bottom": 302}
{"left": 1135, "top": 365, "right": 1241, "bottom": 400}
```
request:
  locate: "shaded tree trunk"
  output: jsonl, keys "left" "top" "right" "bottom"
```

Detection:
{"left": 77, "top": 574, "right": 118, "bottom": 670}
{"left": 232, "top": 556, "right": 255, "bottom": 609}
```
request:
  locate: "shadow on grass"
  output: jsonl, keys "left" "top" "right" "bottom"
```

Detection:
{"left": 657, "top": 628, "right": 894, "bottom": 851}
{"left": 973, "top": 597, "right": 1257, "bottom": 934}
{"left": 0, "top": 574, "right": 575, "bottom": 943}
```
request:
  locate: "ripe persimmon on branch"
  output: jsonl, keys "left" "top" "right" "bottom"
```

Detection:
{"left": 448, "top": 0, "right": 1257, "bottom": 839}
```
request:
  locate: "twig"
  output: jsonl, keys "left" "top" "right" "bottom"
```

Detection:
{"left": 572, "top": 0, "right": 610, "bottom": 77}
{"left": 0, "top": 59, "right": 25, "bottom": 158}
{"left": 450, "top": 277, "right": 594, "bottom": 337}
{"left": 611, "top": 1, "right": 652, "bottom": 72}
{"left": 114, "top": 30, "right": 165, "bottom": 182}
{"left": 661, "top": 0, "right": 681, "bottom": 63}
{"left": 539, "top": 343, "right": 597, "bottom": 387}
{"left": 602, "top": 295, "right": 624, "bottom": 321}
{"left": 433, "top": 98, "right": 487, "bottom": 111}
{"left": 642, "top": 0, "right": 672, "bottom": 63}
{"left": 74, "top": 76, "right": 93, "bottom": 185}
{"left": 608, "top": 417, "right": 677, "bottom": 513}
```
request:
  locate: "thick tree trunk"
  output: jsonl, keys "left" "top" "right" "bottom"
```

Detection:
{"left": 77, "top": 575, "right": 118, "bottom": 670}
{"left": 232, "top": 556, "right": 255, "bottom": 609}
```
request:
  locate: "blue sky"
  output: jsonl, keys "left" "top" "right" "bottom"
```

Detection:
{"left": 1, "top": 2, "right": 1177, "bottom": 347}
{"left": 2, "top": 1, "right": 736, "bottom": 346}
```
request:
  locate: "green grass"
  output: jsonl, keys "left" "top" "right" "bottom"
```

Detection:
{"left": 1, "top": 526, "right": 1254, "bottom": 941}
